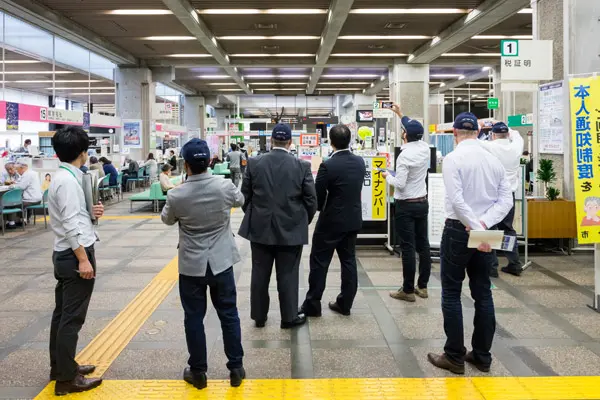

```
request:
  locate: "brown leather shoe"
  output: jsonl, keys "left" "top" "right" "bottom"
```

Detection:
{"left": 415, "top": 288, "right": 429, "bottom": 299}
{"left": 54, "top": 374, "right": 102, "bottom": 396}
{"left": 427, "top": 353, "right": 465, "bottom": 375}
{"left": 389, "top": 290, "right": 416, "bottom": 302}
{"left": 465, "top": 351, "right": 490, "bottom": 372}
{"left": 50, "top": 365, "right": 96, "bottom": 381}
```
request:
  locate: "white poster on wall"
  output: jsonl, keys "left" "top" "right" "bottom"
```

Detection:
{"left": 539, "top": 81, "right": 564, "bottom": 154}
{"left": 427, "top": 173, "right": 446, "bottom": 248}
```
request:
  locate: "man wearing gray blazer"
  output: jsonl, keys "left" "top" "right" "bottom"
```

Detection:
{"left": 161, "top": 138, "right": 245, "bottom": 391}
{"left": 239, "top": 124, "right": 318, "bottom": 329}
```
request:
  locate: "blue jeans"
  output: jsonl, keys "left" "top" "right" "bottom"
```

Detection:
{"left": 179, "top": 266, "right": 243, "bottom": 373}
{"left": 441, "top": 220, "right": 496, "bottom": 367}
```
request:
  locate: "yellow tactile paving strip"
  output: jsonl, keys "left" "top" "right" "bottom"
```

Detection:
{"left": 34, "top": 376, "right": 600, "bottom": 399}
{"left": 73, "top": 257, "right": 178, "bottom": 379}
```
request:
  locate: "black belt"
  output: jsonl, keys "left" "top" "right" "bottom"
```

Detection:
{"left": 396, "top": 196, "right": 427, "bottom": 203}
{"left": 445, "top": 219, "right": 465, "bottom": 229}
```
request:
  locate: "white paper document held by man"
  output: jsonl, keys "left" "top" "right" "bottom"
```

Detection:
{"left": 468, "top": 230, "right": 517, "bottom": 251}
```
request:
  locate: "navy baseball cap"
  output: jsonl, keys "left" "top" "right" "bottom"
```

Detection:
{"left": 272, "top": 123, "right": 292, "bottom": 141}
{"left": 401, "top": 116, "right": 424, "bottom": 139}
{"left": 453, "top": 112, "right": 479, "bottom": 131}
{"left": 491, "top": 122, "right": 509, "bottom": 134}
{"left": 181, "top": 138, "right": 210, "bottom": 165}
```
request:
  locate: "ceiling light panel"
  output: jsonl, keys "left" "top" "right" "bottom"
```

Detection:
{"left": 106, "top": 10, "right": 172, "bottom": 15}
{"left": 7, "top": 80, "right": 103, "bottom": 83}
{"left": 244, "top": 75, "right": 309, "bottom": 79}
{"left": 198, "top": 9, "right": 327, "bottom": 14}
{"left": 207, "top": 83, "right": 240, "bottom": 86}
{"left": 218, "top": 36, "right": 319, "bottom": 40}
{"left": 142, "top": 36, "right": 195, "bottom": 41}
{"left": 317, "top": 82, "right": 370, "bottom": 85}
{"left": 249, "top": 82, "right": 307, "bottom": 85}
{"left": 197, "top": 75, "right": 231, "bottom": 79}
{"left": 168, "top": 54, "right": 213, "bottom": 58}
{"left": 45, "top": 87, "right": 115, "bottom": 90}
{"left": 331, "top": 53, "right": 407, "bottom": 57}
{"left": 321, "top": 74, "right": 379, "bottom": 78}
{"left": 339, "top": 35, "right": 431, "bottom": 40}
{"left": 350, "top": 9, "right": 467, "bottom": 14}
{"left": 230, "top": 54, "right": 314, "bottom": 57}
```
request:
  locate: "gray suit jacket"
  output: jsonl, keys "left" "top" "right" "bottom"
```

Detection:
{"left": 161, "top": 173, "right": 244, "bottom": 277}
{"left": 238, "top": 148, "right": 317, "bottom": 246}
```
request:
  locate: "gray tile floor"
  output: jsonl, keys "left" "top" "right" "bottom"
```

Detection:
{"left": 0, "top": 195, "right": 599, "bottom": 399}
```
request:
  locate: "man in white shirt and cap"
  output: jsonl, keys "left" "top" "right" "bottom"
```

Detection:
{"left": 428, "top": 112, "right": 512, "bottom": 375}
{"left": 382, "top": 104, "right": 432, "bottom": 302}
{"left": 479, "top": 121, "right": 525, "bottom": 277}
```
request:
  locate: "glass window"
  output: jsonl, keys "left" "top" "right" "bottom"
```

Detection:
{"left": 4, "top": 14, "right": 53, "bottom": 60}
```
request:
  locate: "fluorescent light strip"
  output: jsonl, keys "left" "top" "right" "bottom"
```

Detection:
{"left": 441, "top": 53, "right": 501, "bottom": 57}
{"left": 230, "top": 54, "right": 314, "bottom": 57}
{"left": 198, "top": 9, "right": 327, "bottom": 14}
{"left": 331, "top": 53, "right": 407, "bottom": 57}
{"left": 518, "top": 8, "right": 533, "bottom": 14}
{"left": 350, "top": 8, "right": 467, "bottom": 14}
{"left": 207, "top": 83, "right": 240, "bottom": 86}
{"left": 142, "top": 36, "right": 195, "bottom": 41}
{"left": 315, "top": 88, "right": 361, "bottom": 91}
{"left": 197, "top": 75, "right": 231, "bottom": 79}
{"left": 249, "top": 82, "right": 307, "bottom": 85}
{"left": 2, "top": 71, "right": 74, "bottom": 75}
{"left": 214, "top": 88, "right": 244, "bottom": 91}
{"left": 254, "top": 88, "right": 307, "bottom": 91}
{"left": 106, "top": 9, "right": 172, "bottom": 15}
{"left": 244, "top": 75, "right": 309, "bottom": 79}
{"left": 168, "top": 54, "right": 213, "bottom": 58}
{"left": 430, "top": 74, "right": 463, "bottom": 78}
{"left": 339, "top": 35, "right": 431, "bottom": 40}
{"left": 218, "top": 36, "right": 319, "bottom": 40}
{"left": 7, "top": 80, "right": 103, "bottom": 83}
{"left": 472, "top": 35, "right": 533, "bottom": 39}
{"left": 1, "top": 60, "right": 41, "bottom": 64}
{"left": 61, "top": 93, "right": 115, "bottom": 96}
{"left": 317, "top": 82, "right": 370, "bottom": 85}
{"left": 45, "top": 87, "right": 115, "bottom": 90}
{"left": 321, "top": 74, "right": 379, "bottom": 78}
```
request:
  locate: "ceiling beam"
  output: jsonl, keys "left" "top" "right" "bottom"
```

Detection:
{"left": 432, "top": 69, "right": 493, "bottom": 94}
{"left": 161, "top": 0, "right": 251, "bottom": 94}
{"left": 0, "top": 0, "right": 138, "bottom": 65}
{"left": 306, "top": 0, "right": 355, "bottom": 94}
{"left": 408, "top": 0, "right": 530, "bottom": 64}
{"left": 364, "top": 77, "right": 389, "bottom": 96}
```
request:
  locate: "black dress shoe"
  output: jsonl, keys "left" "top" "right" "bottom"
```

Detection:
{"left": 54, "top": 374, "right": 102, "bottom": 396}
{"left": 299, "top": 305, "right": 322, "bottom": 318}
{"left": 427, "top": 353, "right": 465, "bottom": 375}
{"left": 328, "top": 301, "right": 350, "bottom": 316}
{"left": 280, "top": 314, "right": 307, "bottom": 329}
{"left": 255, "top": 317, "right": 267, "bottom": 328}
{"left": 465, "top": 351, "right": 490, "bottom": 373}
{"left": 183, "top": 367, "right": 207, "bottom": 390}
{"left": 50, "top": 365, "right": 96, "bottom": 381}
{"left": 501, "top": 266, "right": 522, "bottom": 277}
{"left": 230, "top": 367, "right": 246, "bottom": 387}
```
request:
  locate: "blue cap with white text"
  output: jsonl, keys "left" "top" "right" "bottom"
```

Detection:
{"left": 453, "top": 112, "right": 479, "bottom": 131}
{"left": 181, "top": 138, "right": 210, "bottom": 166}
{"left": 491, "top": 122, "right": 509, "bottom": 134}
{"left": 272, "top": 124, "right": 292, "bottom": 141}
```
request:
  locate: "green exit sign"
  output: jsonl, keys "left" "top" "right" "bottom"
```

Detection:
{"left": 487, "top": 97, "right": 499, "bottom": 110}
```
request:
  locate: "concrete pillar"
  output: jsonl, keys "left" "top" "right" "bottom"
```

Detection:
{"left": 184, "top": 96, "right": 205, "bottom": 140}
{"left": 389, "top": 64, "right": 429, "bottom": 145}
{"left": 428, "top": 94, "right": 445, "bottom": 126}
{"left": 116, "top": 67, "right": 154, "bottom": 160}
{"left": 534, "top": 0, "right": 600, "bottom": 199}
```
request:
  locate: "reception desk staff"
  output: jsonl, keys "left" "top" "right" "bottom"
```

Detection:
{"left": 427, "top": 112, "right": 512, "bottom": 375}
{"left": 479, "top": 121, "right": 525, "bottom": 277}
{"left": 382, "top": 104, "right": 432, "bottom": 303}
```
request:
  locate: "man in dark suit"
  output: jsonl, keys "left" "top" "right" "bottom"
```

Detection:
{"left": 301, "top": 125, "right": 366, "bottom": 316}
{"left": 239, "top": 124, "right": 317, "bottom": 329}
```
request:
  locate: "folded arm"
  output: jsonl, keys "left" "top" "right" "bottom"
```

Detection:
{"left": 480, "top": 170, "right": 513, "bottom": 229}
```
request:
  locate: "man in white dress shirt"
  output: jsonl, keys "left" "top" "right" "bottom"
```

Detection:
{"left": 480, "top": 122, "right": 525, "bottom": 277}
{"left": 8, "top": 162, "right": 42, "bottom": 226}
{"left": 382, "top": 104, "right": 432, "bottom": 302}
{"left": 428, "top": 112, "right": 512, "bottom": 375}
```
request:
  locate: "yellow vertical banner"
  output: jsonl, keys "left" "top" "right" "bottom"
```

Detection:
{"left": 371, "top": 156, "right": 387, "bottom": 220}
{"left": 570, "top": 76, "right": 600, "bottom": 244}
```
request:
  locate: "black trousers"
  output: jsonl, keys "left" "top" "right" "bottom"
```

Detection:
{"left": 50, "top": 246, "right": 96, "bottom": 381}
{"left": 179, "top": 267, "right": 243, "bottom": 373}
{"left": 441, "top": 220, "right": 496, "bottom": 368}
{"left": 250, "top": 243, "right": 302, "bottom": 323}
{"left": 303, "top": 230, "right": 358, "bottom": 314}
{"left": 492, "top": 193, "right": 521, "bottom": 271}
{"left": 395, "top": 200, "right": 432, "bottom": 294}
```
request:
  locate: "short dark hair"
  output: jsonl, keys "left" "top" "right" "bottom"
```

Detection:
{"left": 24, "top": 139, "right": 32, "bottom": 145}
{"left": 170, "top": 150, "right": 175, "bottom": 155}
{"left": 186, "top": 161, "right": 208, "bottom": 175}
{"left": 52, "top": 126, "right": 90, "bottom": 163}
{"left": 90, "top": 156, "right": 98, "bottom": 164}
{"left": 239, "top": 142, "right": 245, "bottom": 148}
{"left": 231, "top": 143, "right": 238, "bottom": 151}
{"left": 329, "top": 124, "right": 351, "bottom": 149}
{"left": 99, "top": 156, "right": 111, "bottom": 165}
{"left": 162, "top": 164, "right": 172, "bottom": 172}
{"left": 272, "top": 139, "right": 290, "bottom": 148}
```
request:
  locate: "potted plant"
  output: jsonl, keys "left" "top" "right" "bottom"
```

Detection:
{"left": 527, "top": 158, "right": 576, "bottom": 239}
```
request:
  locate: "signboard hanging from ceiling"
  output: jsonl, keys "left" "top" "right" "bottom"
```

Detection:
{"left": 501, "top": 40, "right": 553, "bottom": 81}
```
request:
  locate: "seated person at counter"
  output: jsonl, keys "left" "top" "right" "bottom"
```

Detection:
{"left": 8, "top": 162, "right": 42, "bottom": 226}
{"left": 169, "top": 150, "right": 178, "bottom": 173}
{"left": 142, "top": 153, "right": 158, "bottom": 182}
{"left": 99, "top": 157, "right": 118, "bottom": 187}
{"left": 89, "top": 156, "right": 105, "bottom": 178}
{"left": 1, "top": 162, "right": 19, "bottom": 184}
{"left": 160, "top": 164, "right": 177, "bottom": 194}
{"left": 122, "top": 156, "right": 139, "bottom": 192}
